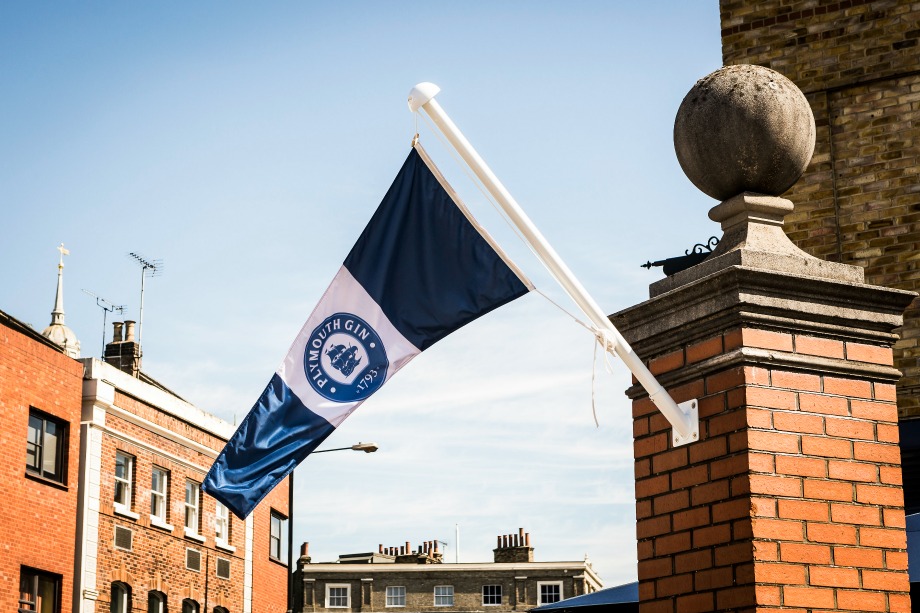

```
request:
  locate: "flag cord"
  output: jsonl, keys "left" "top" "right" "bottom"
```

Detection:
{"left": 416, "top": 112, "right": 618, "bottom": 427}
{"left": 536, "top": 287, "right": 617, "bottom": 428}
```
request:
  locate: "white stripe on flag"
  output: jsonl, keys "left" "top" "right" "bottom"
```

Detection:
{"left": 278, "top": 266, "right": 421, "bottom": 427}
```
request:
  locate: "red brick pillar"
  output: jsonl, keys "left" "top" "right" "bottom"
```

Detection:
{"left": 612, "top": 66, "right": 917, "bottom": 612}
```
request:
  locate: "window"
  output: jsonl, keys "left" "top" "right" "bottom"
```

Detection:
{"left": 434, "top": 586, "right": 454, "bottom": 606}
{"left": 216, "top": 557, "right": 231, "bottom": 580}
{"left": 386, "top": 586, "right": 405, "bottom": 607}
{"left": 185, "top": 481, "right": 200, "bottom": 534}
{"left": 538, "top": 582, "right": 563, "bottom": 605}
{"left": 269, "top": 511, "right": 287, "bottom": 561}
{"left": 114, "top": 452, "right": 134, "bottom": 511}
{"left": 482, "top": 585, "right": 502, "bottom": 606}
{"left": 147, "top": 591, "right": 166, "bottom": 613}
{"left": 150, "top": 467, "right": 168, "bottom": 522}
{"left": 110, "top": 582, "right": 131, "bottom": 613}
{"left": 19, "top": 567, "right": 61, "bottom": 612}
{"left": 26, "top": 409, "right": 67, "bottom": 483}
{"left": 215, "top": 502, "right": 230, "bottom": 544}
{"left": 181, "top": 600, "right": 199, "bottom": 613}
{"left": 326, "top": 584, "right": 350, "bottom": 608}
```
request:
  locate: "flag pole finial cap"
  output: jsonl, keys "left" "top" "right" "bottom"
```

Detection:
{"left": 408, "top": 82, "right": 440, "bottom": 112}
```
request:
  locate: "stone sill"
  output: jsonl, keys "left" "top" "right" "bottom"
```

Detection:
{"left": 114, "top": 506, "right": 140, "bottom": 521}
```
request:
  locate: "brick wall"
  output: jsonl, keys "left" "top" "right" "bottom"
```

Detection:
{"left": 0, "top": 317, "right": 83, "bottom": 613}
{"left": 252, "top": 478, "right": 291, "bottom": 613}
{"left": 719, "top": 0, "right": 920, "bottom": 415}
{"left": 93, "top": 398, "right": 247, "bottom": 613}
{"left": 633, "top": 326, "right": 909, "bottom": 611}
{"left": 88, "top": 366, "right": 289, "bottom": 613}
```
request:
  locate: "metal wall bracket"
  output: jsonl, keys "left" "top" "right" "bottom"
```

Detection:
{"left": 672, "top": 399, "right": 699, "bottom": 447}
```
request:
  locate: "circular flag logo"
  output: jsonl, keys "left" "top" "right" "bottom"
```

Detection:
{"left": 303, "top": 313, "right": 389, "bottom": 402}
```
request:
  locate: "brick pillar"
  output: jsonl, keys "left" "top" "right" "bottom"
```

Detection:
{"left": 613, "top": 67, "right": 917, "bottom": 613}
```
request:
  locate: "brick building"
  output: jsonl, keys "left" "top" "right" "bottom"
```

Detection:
{"left": 719, "top": 0, "right": 920, "bottom": 416}
{"left": 292, "top": 529, "right": 602, "bottom": 613}
{"left": 2, "top": 247, "right": 290, "bottom": 613}
{"left": 0, "top": 308, "right": 84, "bottom": 613}
{"left": 77, "top": 323, "right": 291, "bottom": 613}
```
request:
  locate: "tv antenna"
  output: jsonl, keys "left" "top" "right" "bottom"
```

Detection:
{"left": 127, "top": 252, "right": 163, "bottom": 352}
{"left": 82, "top": 289, "right": 126, "bottom": 358}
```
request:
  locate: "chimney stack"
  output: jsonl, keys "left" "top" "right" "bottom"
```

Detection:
{"left": 386, "top": 538, "right": 444, "bottom": 564}
{"left": 493, "top": 528, "right": 534, "bottom": 563}
{"left": 104, "top": 321, "right": 142, "bottom": 377}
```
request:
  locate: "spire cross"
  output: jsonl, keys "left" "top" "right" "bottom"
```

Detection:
{"left": 57, "top": 243, "right": 70, "bottom": 267}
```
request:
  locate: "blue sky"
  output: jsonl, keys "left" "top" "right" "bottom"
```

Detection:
{"left": 1, "top": 2, "right": 722, "bottom": 584}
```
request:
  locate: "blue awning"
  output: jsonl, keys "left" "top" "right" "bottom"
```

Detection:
{"left": 531, "top": 582, "right": 639, "bottom": 612}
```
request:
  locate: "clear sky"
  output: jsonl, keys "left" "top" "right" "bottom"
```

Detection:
{"left": 1, "top": 2, "right": 723, "bottom": 585}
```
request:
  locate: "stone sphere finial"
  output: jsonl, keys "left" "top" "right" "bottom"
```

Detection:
{"left": 673, "top": 64, "right": 815, "bottom": 201}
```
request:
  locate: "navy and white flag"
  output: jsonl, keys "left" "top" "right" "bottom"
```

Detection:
{"left": 203, "top": 143, "right": 532, "bottom": 518}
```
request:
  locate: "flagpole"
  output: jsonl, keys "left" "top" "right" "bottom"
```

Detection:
{"left": 408, "top": 82, "right": 698, "bottom": 446}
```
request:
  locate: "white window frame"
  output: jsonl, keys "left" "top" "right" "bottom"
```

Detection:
{"left": 434, "top": 585, "right": 454, "bottom": 607}
{"left": 111, "top": 581, "right": 130, "bottom": 613}
{"left": 482, "top": 584, "right": 502, "bottom": 606}
{"left": 185, "top": 480, "right": 200, "bottom": 537}
{"left": 537, "top": 582, "right": 563, "bottom": 605}
{"left": 270, "top": 511, "right": 287, "bottom": 560}
{"left": 150, "top": 466, "right": 172, "bottom": 529}
{"left": 114, "top": 452, "right": 133, "bottom": 510}
{"left": 215, "top": 501, "right": 234, "bottom": 550}
{"left": 182, "top": 599, "right": 200, "bottom": 613}
{"left": 148, "top": 590, "right": 166, "bottom": 613}
{"left": 326, "top": 584, "right": 351, "bottom": 609}
{"left": 386, "top": 586, "right": 406, "bottom": 607}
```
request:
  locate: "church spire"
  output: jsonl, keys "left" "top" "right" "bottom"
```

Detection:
{"left": 42, "top": 243, "right": 81, "bottom": 358}
{"left": 50, "top": 243, "right": 68, "bottom": 326}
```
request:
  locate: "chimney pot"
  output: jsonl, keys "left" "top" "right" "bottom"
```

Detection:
{"left": 526, "top": 533, "right": 531, "bottom": 547}
{"left": 379, "top": 544, "right": 383, "bottom": 554}
{"left": 301, "top": 542, "right": 310, "bottom": 557}
{"left": 112, "top": 322, "right": 124, "bottom": 342}
{"left": 124, "top": 320, "right": 136, "bottom": 342}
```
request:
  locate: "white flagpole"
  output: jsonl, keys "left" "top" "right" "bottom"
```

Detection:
{"left": 408, "top": 82, "right": 698, "bottom": 446}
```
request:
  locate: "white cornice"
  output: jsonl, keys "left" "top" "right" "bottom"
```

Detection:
{"left": 82, "top": 358, "right": 234, "bottom": 439}
{"left": 300, "top": 561, "right": 602, "bottom": 586}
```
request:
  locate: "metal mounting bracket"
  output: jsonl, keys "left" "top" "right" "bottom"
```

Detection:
{"left": 672, "top": 399, "right": 699, "bottom": 447}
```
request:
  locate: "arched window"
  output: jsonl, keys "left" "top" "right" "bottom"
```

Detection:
{"left": 213, "top": 607, "right": 229, "bottom": 613}
{"left": 148, "top": 591, "right": 167, "bottom": 613}
{"left": 111, "top": 582, "right": 131, "bottom": 613}
{"left": 181, "top": 599, "right": 199, "bottom": 613}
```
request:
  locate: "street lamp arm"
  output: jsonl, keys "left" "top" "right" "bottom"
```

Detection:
{"left": 312, "top": 442, "right": 379, "bottom": 454}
